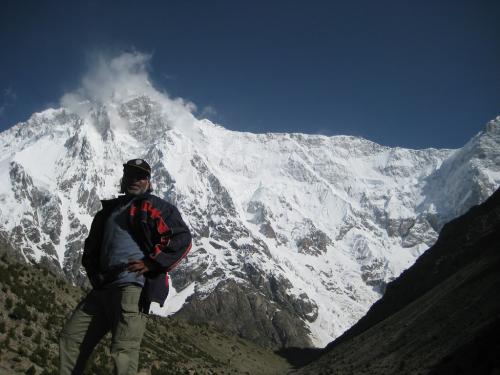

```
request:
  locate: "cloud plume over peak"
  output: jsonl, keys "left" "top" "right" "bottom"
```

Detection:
{"left": 80, "top": 51, "right": 154, "bottom": 103}
{"left": 59, "top": 51, "right": 199, "bottom": 130}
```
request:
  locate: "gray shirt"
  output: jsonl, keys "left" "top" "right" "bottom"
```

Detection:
{"left": 99, "top": 199, "right": 145, "bottom": 287}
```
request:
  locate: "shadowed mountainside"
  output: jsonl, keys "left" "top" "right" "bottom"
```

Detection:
{"left": 293, "top": 186, "right": 500, "bottom": 374}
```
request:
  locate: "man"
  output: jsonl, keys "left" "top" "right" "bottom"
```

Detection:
{"left": 60, "top": 159, "right": 192, "bottom": 375}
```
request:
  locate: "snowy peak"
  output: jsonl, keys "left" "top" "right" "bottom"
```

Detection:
{"left": 418, "top": 117, "right": 500, "bottom": 227}
{"left": 486, "top": 115, "right": 500, "bottom": 133}
{"left": 0, "top": 94, "right": 499, "bottom": 348}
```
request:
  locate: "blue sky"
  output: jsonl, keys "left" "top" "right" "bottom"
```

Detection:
{"left": 0, "top": 0, "right": 499, "bottom": 149}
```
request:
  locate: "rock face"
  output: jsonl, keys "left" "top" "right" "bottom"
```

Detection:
{"left": 295, "top": 187, "right": 500, "bottom": 374}
{"left": 0, "top": 92, "right": 499, "bottom": 349}
{"left": 176, "top": 279, "right": 314, "bottom": 349}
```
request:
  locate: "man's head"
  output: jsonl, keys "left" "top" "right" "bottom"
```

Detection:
{"left": 121, "top": 159, "right": 152, "bottom": 195}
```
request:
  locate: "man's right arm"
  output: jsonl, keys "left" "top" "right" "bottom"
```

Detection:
{"left": 82, "top": 211, "right": 105, "bottom": 288}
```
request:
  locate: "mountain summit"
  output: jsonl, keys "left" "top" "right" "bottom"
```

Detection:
{"left": 0, "top": 76, "right": 499, "bottom": 348}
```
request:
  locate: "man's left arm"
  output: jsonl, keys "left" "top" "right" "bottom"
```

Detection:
{"left": 148, "top": 204, "right": 192, "bottom": 271}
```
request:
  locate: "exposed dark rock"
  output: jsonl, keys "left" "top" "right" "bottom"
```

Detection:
{"left": 40, "top": 195, "right": 63, "bottom": 244}
{"left": 175, "top": 279, "right": 312, "bottom": 349}
{"left": 259, "top": 222, "right": 277, "bottom": 239}
{"left": 247, "top": 201, "right": 278, "bottom": 239}
{"left": 176, "top": 261, "right": 318, "bottom": 349}
{"left": 295, "top": 219, "right": 332, "bottom": 256}
{"left": 170, "top": 261, "right": 209, "bottom": 291}
{"left": 386, "top": 217, "right": 415, "bottom": 238}
{"left": 77, "top": 186, "right": 102, "bottom": 216}
{"left": 21, "top": 219, "right": 41, "bottom": 243}
{"left": 79, "top": 136, "right": 92, "bottom": 160}
{"left": 8, "top": 162, "right": 64, "bottom": 249}
{"left": 360, "top": 258, "right": 388, "bottom": 289}
{"left": 40, "top": 242, "right": 57, "bottom": 259}
{"left": 401, "top": 214, "right": 437, "bottom": 248}
{"left": 209, "top": 241, "right": 224, "bottom": 249}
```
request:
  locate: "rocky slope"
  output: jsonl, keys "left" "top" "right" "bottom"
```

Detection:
{"left": 0, "top": 247, "right": 291, "bottom": 375}
{"left": 0, "top": 82, "right": 499, "bottom": 348}
{"left": 293, "top": 186, "right": 500, "bottom": 374}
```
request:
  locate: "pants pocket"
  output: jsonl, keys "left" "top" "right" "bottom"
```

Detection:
{"left": 114, "top": 286, "right": 146, "bottom": 343}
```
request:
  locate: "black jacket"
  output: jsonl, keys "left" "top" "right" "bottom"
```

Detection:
{"left": 82, "top": 193, "right": 192, "bottom": 312}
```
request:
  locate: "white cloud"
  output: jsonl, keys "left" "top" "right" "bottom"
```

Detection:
{"left": 59, "top": 51, "right": 200, "bottom": 132}
{"left": 200, "top": 105, "right": 218, "bottom": 119}
{"left": 61, "top": 51, "right": 153, "bottom": 106}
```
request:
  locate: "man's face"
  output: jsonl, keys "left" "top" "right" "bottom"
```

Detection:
{"left": 122, "top": 167, "right": 150, "bottom": 195}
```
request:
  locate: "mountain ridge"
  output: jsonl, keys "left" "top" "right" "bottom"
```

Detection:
{"left": 1, "top": 96, "right": 499, "bottom": 348}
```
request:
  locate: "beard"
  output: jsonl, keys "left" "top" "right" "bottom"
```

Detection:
{"left": 126, "top": 184, "right": 148, "bottom": 195}
{"left": 120, "top": 178, "right": 150, "bottom": 195}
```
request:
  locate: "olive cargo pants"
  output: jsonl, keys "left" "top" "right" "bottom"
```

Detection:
{"left": 59, "top": 284, "right": 146, "bottom": 375}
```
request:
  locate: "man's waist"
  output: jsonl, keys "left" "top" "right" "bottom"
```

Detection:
{"left": 103, "top": 263, "right": 129, "bottom": 275}
{"left": 99, "top": 264, "right": 144, "bottom": 287}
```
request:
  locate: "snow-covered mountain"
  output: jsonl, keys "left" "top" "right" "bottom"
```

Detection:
{"left": 1, "top": 58, "right": 498, "bottom": 348}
